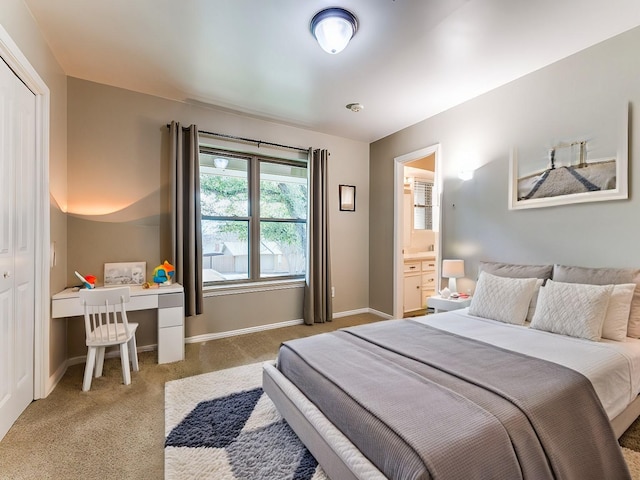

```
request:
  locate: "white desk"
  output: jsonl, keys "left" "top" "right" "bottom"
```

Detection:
{"left": 52, "top": 284, "right": 185, "bottom": 364}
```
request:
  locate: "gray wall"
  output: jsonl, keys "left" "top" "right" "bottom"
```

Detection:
{"left": 66, "top": 78, "right": 370, "bottom": 357}
{"left": 370, "top": 26, "right": 640, "bottom": 315}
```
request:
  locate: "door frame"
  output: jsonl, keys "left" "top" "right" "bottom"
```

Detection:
{"left": 0, "top": 25, "right": 51, "bottom": 399}
{"left": 393, "top": 144, "right": 442, "bottom": 319}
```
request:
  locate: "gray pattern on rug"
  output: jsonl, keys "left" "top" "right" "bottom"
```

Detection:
{"left": 165, "top": 363, "right": 328, "bottom": 480}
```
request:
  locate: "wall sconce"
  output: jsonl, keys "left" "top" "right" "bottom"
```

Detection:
{"left": 310, "top": 8, "right": 358, "bottom": 54}
{"left": 339, "top": 184, "right": 356, "bottom": 211}
{"left": 442, "top": 259, "right": 465, "bottom": 292}
{"left": 458, "top": 170, "right": 473, "bottom": 181}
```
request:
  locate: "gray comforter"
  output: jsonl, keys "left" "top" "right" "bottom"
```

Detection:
{"left": 277, "top": 320, "right": 630, "bottom": 480}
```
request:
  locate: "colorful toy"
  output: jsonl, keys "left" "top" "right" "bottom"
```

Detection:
{"left": 152, "top": 261, "right": 175, "bottom": 286}
{"left": 75, "top": 271, "right": 96, "bottom": 289}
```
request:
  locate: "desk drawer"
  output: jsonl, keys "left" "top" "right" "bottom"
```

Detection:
{"left": 159, "top": 306, "right": 184, "bottom": 328}
{"left": 158, "top": 292, "right": 183, "bottom": 308}
{"left": 158, "top": 325, "right": 184, "bottom": 364}
{"left": 129, "top": 294, "right": 158, "bottom": 311}
{"left": 52, "top": 297, "right": 82, "bottom": 318}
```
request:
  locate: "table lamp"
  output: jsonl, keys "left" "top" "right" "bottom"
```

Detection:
{"left": 442, "top": 259, "right": 465, "bottom": 293}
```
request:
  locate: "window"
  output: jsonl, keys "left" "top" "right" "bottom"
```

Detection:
{"left": 199, "top": 148, "right": 307, "bottom": 284}
{"left": 413, "top": 180, "right": 433, "bottom": 230}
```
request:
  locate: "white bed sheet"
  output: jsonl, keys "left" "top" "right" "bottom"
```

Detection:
{"left": 413, "top": 308, "right": 640, "bottom": 420}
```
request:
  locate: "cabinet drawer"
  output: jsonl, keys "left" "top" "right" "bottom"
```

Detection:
{"left": 422, "top": 272, "right": 436, "bottom": 286}
{"left": 404, "top": 262, "right": 421, "bottom": 273}
{"left": 422, "top": 260, "right": 436, "bottom": 272}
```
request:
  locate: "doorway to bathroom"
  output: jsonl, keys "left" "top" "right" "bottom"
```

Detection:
{"left": 393, "top": 144, "right": 442, "bottom": 319}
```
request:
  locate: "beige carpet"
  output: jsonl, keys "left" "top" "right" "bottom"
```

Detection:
{"left": 624, "top": 448, "right": 640, "bottom": 478}
{"left": 2, "top": 311, "right": 640, "bottom": 479}
{"left": 0, "top": 314, "right": 382, "bottom": 479}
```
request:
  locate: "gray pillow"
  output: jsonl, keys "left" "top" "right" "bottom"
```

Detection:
{"left": 552, "top": 264, "right": 640, "bottom": 338}
{"left": 479, "top": 261, "right": 553, "bottom": 280}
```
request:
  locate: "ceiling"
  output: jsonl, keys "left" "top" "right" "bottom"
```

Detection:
{"left": 23, "top": 0, "right": 640, "bottom": 143}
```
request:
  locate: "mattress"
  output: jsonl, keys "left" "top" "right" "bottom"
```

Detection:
{"left": 276, "top": 315, "right": 633, "bottom": 479}
{"left": 415, "top": 308, "right": 640, "bottom": 419}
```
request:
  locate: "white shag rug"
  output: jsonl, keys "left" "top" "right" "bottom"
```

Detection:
{"left": 164, "top": 362, "right": 328, "bottom": 480}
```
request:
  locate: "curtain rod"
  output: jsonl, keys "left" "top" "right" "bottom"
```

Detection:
{"left": 167, "top": 124, "right": 309, "bottom": 153}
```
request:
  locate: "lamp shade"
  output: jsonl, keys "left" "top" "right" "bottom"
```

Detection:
{"left": 442, "top": 259, "right": 464, "bottom": 293}
{"left": 442, "top": 259, "right": 465, "bottom": 278}
{"left": 310, "top": 8, "right": 358, "bottom": 54}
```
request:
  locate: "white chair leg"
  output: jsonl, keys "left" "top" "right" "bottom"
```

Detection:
{"left": 120, "top": 343, "right": 131, "bottom": 385}
{"left": 94, "top": 347, "right": 105, "bottom": 378}
{"left": 129, "top": 335, "right": 139, "bottom": 372}
{"left": 83, "top": 347, "right": 97, "bottom": 392}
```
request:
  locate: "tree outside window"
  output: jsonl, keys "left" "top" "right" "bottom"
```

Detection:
{"left": 200, "top": 150, "right": 307, "bottom": 284}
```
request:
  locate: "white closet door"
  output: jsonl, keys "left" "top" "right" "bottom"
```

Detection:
{"left": 0, "top": 57, "right": 36, "bottom": 441}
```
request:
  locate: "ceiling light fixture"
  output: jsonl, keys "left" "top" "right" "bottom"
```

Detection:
{"left": 213, "top": 157, "right": 229, "bottom": 169}
{"left": 310, "top": 8, "right": 358, "bottom": 54}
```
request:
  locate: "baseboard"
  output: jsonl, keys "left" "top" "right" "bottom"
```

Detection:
{"left": 186, "top": 318, "right": 305, "bottom": 344}
{"left": 46, "top": 358, "right": 69, "bottom": 397}
{"left": 332, "top": 308, "right": 370, "bottom": 319}
{"left": 367, "top": 308, "right": 394, "bottom": 320}
{"left": 185, "top": 308, "right": 391, "bottom": 344}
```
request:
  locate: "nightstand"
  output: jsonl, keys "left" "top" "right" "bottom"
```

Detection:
{"left": 427, "top": 295, "right": 472, "bottom": 313}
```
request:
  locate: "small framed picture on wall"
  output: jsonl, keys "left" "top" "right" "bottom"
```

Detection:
{"left": 339, "top": 184, "right": 356, "bottom": 212}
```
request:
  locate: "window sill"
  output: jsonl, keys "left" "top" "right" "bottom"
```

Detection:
{"left": 203, "top": 278, "right": 305, "bottom": 297}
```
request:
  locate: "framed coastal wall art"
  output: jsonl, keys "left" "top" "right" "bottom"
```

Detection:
{"left": 104, "top": 262, "right": 146, "bottom": 286}
{"left": 508, "top": 103, "right": 628, "bottom": 210}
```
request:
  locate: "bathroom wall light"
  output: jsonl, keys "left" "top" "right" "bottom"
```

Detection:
{"left": 310, "top": 8, "right": 358, "bottom": 54}
{"left": 458, "top": 170, "right": 474, "bottom": 181}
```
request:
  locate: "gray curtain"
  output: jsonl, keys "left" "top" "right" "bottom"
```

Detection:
{"left": 303, "top": 149, "right": 332, "bottom": 324}
{"left": 169, "top": 121, "right": 203, "bottom": 317}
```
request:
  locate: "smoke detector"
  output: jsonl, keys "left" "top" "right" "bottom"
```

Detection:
{"left": 346, "top": 103, "right": 364, "bottom": 113}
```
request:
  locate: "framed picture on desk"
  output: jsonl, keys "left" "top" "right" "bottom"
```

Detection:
{"left": 104, "top": 262, "right": 146, "bottom": 287}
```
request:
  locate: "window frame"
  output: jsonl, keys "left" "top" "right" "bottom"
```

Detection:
{"left": 413, "top": 179, "right": 434, "bottom": 230}
{"left": 199, "top": 146, "right": 308, "bottom": 287}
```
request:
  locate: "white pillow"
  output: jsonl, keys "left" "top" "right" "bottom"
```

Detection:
{"left": 530, "top": 280, "right": 613, "bottom": 341}
{"left": 469, "top": 271, "right": 538, "bottom": 325}
{"left": 526, "top": 279, "right": 545, "bottom": 322}
{"left": 601, "top": 283, "right": 636, "bottom": 341}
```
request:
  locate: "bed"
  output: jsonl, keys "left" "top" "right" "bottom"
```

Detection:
{"left": 263, "top": 263, "right": 640, "bottom": 480}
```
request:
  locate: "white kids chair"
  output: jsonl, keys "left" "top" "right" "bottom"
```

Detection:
{"left": 79, "top": 287, "right": 139, "bottom": 391}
